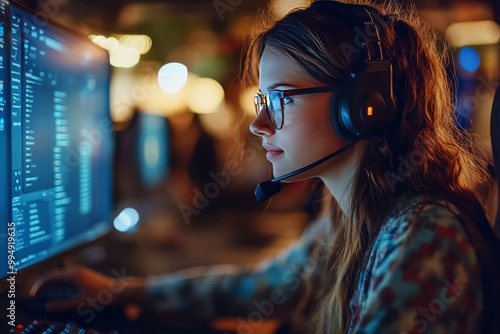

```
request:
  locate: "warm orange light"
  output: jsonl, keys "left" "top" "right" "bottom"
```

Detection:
{"left": 367, "top": 106, "right": 373, "bottom": 116}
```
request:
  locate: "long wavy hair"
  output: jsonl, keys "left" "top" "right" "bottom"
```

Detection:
{"left": 243, "top": 0, "right": 500, "bottom": 332}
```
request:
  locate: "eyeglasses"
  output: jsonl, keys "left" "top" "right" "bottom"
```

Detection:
{"left": 254, "top": 85, "right": 337, "bottom": 130}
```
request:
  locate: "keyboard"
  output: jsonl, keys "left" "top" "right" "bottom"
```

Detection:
{"left": 7, "top": 286, "right": 228, "bottom": 334}
{"left": 21, "top": 284, "right": 81, "bottom": 314}
{"left": 8, "top": 319, "right": 120, "bottom": 333}
{"left": 12, "top": 286, "right": 121, "bottom": 333}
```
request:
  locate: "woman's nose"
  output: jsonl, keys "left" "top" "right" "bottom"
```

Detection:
{"left": 249, "top": 109, "right": 275, "bottom": 137}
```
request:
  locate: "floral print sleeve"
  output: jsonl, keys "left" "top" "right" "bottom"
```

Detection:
{"left": 145, "top": 216, "right": 330, "bottom": 320}
{"left": 349, "top": 198, "right": 483, "bottom": 334}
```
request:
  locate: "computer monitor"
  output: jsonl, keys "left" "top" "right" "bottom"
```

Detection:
{"left": 114, "top": 110, "right": 170, "bottom": 203}
{"left": 0, "top": 0, "right": 113, "bottom": 290}
{"left": 136, "top": 112, "right": 170, "bottom": 189}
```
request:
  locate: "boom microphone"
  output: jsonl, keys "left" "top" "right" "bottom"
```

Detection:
{"left": 254, "top": 141, "right": 357, "bottom": 202}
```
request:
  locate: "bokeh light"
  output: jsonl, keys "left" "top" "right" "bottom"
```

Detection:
{"left": 113, "top": 207, "right": 140, "bottom": 233}
{"left": 458, "top": 47, "right": 481, "bottom": 72}
{"left": 119, "top": 35, "right": 152, "bottom": 54}
{"left": 446, "top": 20, "right": 500, "bottom": 47}
{"left": 158, "top": 62, "right": 188, "bottom": 93}
{"left": 187, "top": 77, "right": 225, "bottom": 114}
{"left": 90, "top": 34, "right": 152, "bottom": 68}
{"left": 109, "top": 45, "right": 140, "bottom": 68}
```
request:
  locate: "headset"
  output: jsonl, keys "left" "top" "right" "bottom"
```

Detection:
{"left": 313, "top": 1, "right": 397, "bottom": 140}
{"left": 255, "top": 1, "right": 398, "bottom": 202}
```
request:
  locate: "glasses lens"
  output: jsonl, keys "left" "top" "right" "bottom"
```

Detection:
{"left": 267, "top": 91, "right": 283, "bottom": 129}
{"left": 254, "top": 94, "right": 263, "bottom": 115}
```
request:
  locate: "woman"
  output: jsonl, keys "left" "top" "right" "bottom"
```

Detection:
{"left": 247, "top": 0, "right": 500, "bottom": 332}
{"left": 31, "top": 0, "right": 500, "bottom": 332}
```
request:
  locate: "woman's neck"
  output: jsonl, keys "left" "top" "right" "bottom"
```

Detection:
{"left": 320, "top": 141, "right": 366, "bottom": 216}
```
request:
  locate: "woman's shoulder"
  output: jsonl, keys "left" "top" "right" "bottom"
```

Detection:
{"left": 366, "top": 194, "right": 482, "bottom": 298}
{"left": 358, "top": 195, "right": 485, "bottom": 334}
{"left": 375, "top": 194, "right": 479, "bottom": 265}
{"left": 382, "top": 194, "right": 468, "bottom": 236}
{"left": 391, "top": 193, "right": 462, "bottom": 219}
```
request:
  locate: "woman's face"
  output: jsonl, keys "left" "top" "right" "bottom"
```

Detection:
{"left": 250, "top": 47, "right": 350, "bottom": 182}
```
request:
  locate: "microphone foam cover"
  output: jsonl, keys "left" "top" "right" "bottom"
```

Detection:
{"left": 254, "top": 180, "right": 282, "bottom": 202}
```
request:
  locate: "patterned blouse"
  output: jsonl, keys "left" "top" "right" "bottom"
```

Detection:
{"left": 146, "top": 195, "right": 483, "bottom": 333}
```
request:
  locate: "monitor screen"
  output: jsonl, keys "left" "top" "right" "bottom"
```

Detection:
{"left": 1, "top": 0, "right": 113, "bottom": 283}
{"left": 136, "top": 112, "right": 170, "bottom": 188}
{"left": 113, "top": 111, "right": 170, "bottom": 203}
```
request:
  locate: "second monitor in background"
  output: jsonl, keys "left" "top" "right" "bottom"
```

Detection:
{"left": 113, "top": 110, "right": 170, "bottom": 203}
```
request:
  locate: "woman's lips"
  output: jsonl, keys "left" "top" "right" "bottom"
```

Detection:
{"left": 266, "top": 150, "right": 283, "bottom": 159}
{"left": 262, "top": 143, "right": 284, "bottom": 160}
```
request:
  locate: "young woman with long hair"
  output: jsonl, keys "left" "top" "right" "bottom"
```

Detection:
{"left": 244, "top": 1, "right": 500, "bottom": 332}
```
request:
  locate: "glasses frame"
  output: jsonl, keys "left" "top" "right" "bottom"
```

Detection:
{"left": 254, "top": 85, "right": 337, "bottom": 130}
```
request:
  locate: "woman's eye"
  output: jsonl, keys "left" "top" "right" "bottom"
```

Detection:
{"left": 283, "top": 96, "right": 294, "bottom": 105}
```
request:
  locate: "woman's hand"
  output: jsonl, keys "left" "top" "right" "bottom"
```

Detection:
{"left": 29, "top": 265, "right": 145, "bottom": 312}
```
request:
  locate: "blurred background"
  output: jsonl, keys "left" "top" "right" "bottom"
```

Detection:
{"left": 15, "top": 0, "right": 500, "bottom": 285}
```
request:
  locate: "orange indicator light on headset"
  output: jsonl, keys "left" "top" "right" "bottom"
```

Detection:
{"left": 367, "top": 106, "right": 373, "bottom": 116}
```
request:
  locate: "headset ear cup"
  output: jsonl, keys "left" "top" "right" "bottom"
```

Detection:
{"left": 330, "top": 84, "right": 356, "bottom": 140}
{"left": 331, "top": 61, "right": 396, "bottom": 140}
{"left": 331, "top": 84, "right": 358, "bottom": 141}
